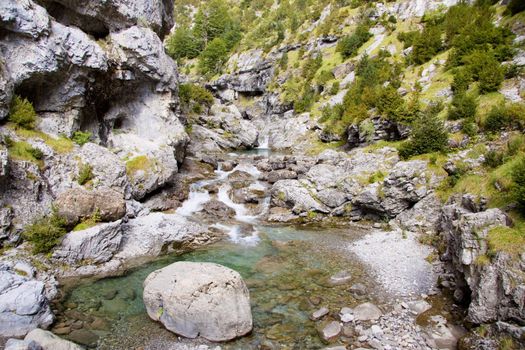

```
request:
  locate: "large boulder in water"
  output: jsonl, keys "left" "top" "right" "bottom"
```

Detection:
{"left": 143, "top": 262, "right": 252, "bottom": 341}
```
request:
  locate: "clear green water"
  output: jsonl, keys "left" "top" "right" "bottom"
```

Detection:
{"left": 58, "top": 224, "right": 379, "bottom": 349}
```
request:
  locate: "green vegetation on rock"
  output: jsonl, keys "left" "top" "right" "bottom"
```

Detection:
{"left": 22, "top": 211, "right": 67, "bottom": 254}
{"left": 8, "top": 95, "right": 37, "bottom": 129}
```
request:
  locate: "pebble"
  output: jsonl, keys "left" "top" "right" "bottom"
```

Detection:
{"left": 311, "top": 307, "right": 329, "bottom": 320}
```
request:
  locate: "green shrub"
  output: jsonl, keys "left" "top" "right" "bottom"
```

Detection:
{"left": 9, "top": 96, "right": 37, "bottom": 129}
{"left": 329, "top": 82, "right": 340, "bottom": 95}
{"left": 198, "top": 37, "right": 228, "bottom": 75}
{"left": 28, "top": 147, "right": 44, "bottom": 160}
{"left": 375, "top": 85, "right": 407, "bottom": 122}
{"left": 317, "top": 70, "right": 334, "bottom": 89}
{"left": 72, "top": 131, "right": 92, "bottom": 146}
{"left": 512, "top": 157, "right": 525, "bottom": 213}
{"left": 448, "top": 93, "right": 477, "bottom": 120}
{"left": 166, "top": 27, "right": 200, "bottom": 61}
{"left": 77, "top": 163, "right": 94, "bottom": 185}
{"left": 302, "top": 53, "right": 323, "bottom": 82}
{"left": 451, "top": 68, "right": 473, "bottom": 94}
{"left": 410, "top": 25, "right": 443, "bottom": 65}
{"left": 462, "top": 118, "right": 478, "bottom": 137}
{"left": 484, "top": 103, "right": 525, "bottom": 132}
{"left": 484, "top": 149, "right": 505, "bottom": 168}
{"left": 294, "top": 85, "right": 316, "bottom": 113}
{"left": 485, "top": 105, "right": 509, "bottom": 131}
{"left": 478, "top": 62, "right": 505, "bottom": 93}
{"left": 179, "top": 83, "right": 214, "bottom": 113}
{"left": 22, "top": 212, "right": 67, "bottom": 254}
{"left": 336, "top": 23, "right": 372, "bottom": 59}
{"left": 399, "top": 109, "right": 448, "bottom": 159}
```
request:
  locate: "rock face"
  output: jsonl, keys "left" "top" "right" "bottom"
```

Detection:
{"left": 52, "top": 221, "right": 122, "bottom": 264}
{"left": 143, "top": 262, "right": 253, "bottom": 342}
{"left": 0, "top": 0, "right": 189, "bottom": 236}
{"left": 209, "top": 49, "right": 275, "bottom": 96}
{"left": 266, "top": 147, "right": 443, "bottom": 221}
{"left": 53, "top": 213, "right": 217, "bottom": 278}
{"left": 346, "top": 117, "right": 410, "bottom": 149}
{"left": 187, "top": 103, "right": 259, "bottom": 156}
{"left": 0, "top": 267, "right": 53, "bottom": 337}
{"left": 38, "top": 0, "right": 174, "bottom": 38}
{"left": 441, "top": 195, "right": 524, "bottom": 324}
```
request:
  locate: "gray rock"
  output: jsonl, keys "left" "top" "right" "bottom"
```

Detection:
{"left": 0, "top": 207, "right": 13, "bottom": 240}
{"left": 143, "top": 262, "right": 252, "bottom": 341}
{"left": 395, "top": 193, "right": 442, "bottom": 233}
{"left": 407, "top": 300, "right": 432, "bottom": 316}
{"left": 319, "top": 321, "right": 342, "bottom": 342}
{"left": 0, "top": 269, "right": 54, "bottom": 337}
{"left": 347, "top": 117, "right": 410, "bottom": 149}
{"left": 0, "top": 0, "right": 50, "bottom": 39}
{"left": 54, "top": 187, "right": 126, "bottom": 226}
{"left": 329, "top": 270, "right": 352, "bottom": 285}
{"left": 39, "top": 0, "right": 174, "bottom": 38}
{"left": 78, "top": 144, "right": 129, "bottom": 193}
{"left": 353, "top": 303, "right": 382, "bottom": 321}
{"left": 441, "top": 196, "right": 523, "bottom": 324}
{"left": 339, "top": 307, "right": 354, "bottom": 323}
{"left": 4, "top": 339, "right": 42, "bottom": 350}
{"left": 210, "top": 50, "right": 274, "bottom": 94}
{"left": 310, "top": 307, "right": 329, "bottom": 321}
{"left": 267, "top": 170, "right": 298, "bottom": 184}
{"left": 53, "top": 221, "right": 122, "bottom": 264}
{"left": 271, "top": 179, "right": 330, "bottom": 215}
{"left": 349, "top": 283, "right": 367, "bottom": 296}
{"left": 109, "top": 26, "right": 178, "bottom": 91}
{"left": 202, "top": 200, "right": 236, "bottom": 219}
{"left": 115, "top": 213, "right": 213, "bottom": 261}
{"left": 25, "top": 328, "right": 84, "bottom": 350}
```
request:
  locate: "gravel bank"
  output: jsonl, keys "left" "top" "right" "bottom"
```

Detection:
{"left": 349, "top": 229, "right": 437, "bottom": 297}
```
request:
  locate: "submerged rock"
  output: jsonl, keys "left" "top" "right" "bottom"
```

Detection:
{"left": 318, "top": 321, "right": 342, "bottom": 342}
{"left": 143, "top": 262, "right": 253, "bottom": 341}
{"left": 353, "top": 302, "right": 382, "bottom": 321}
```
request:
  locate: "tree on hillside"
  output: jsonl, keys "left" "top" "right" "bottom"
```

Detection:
{"left": 399, "top": 107, "right": 448, "bottom": 159}
{"left": 166, "top": 27, "right": 200, "bottom": 61}
{"left": 198, "top": 37, "right": 228, "bottom": 75}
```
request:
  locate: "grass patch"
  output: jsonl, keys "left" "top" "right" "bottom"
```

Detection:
{"left": 488, "top": 221, "right": 525, "bottom": 258}
{"left": 11, "top": 124, "right": 74, "bottom": 154}
{"left": 73, "top": 210, "right": 101, "bottom": 231}
{"left": 126, "top": 155, "right": 153, "bottom": 178}
{"left": 7, "top": 139, "right": 44, "bottom": 166}
{"left": 77, "top": 163, "right": 94, "bottom": 185}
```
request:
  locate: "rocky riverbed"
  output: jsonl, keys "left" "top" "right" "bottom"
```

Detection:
{"left": 1, "top": 0, "right": 524, "bottom": 349}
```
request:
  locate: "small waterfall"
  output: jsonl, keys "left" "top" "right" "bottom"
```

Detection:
{"left": 176, "top": 181, "right": 211, "bottom": 216}
{"left": 212, "top": 224, "right": 260, "bottom": 246}
{"left": 257, "top": 117, "right": 270, "bottom": 149}
{"left": 257, "top": 133, "right": 269, "bottom": 149}
{"left": 218, "top": 184, "right": 258, "bottom": 223}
